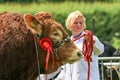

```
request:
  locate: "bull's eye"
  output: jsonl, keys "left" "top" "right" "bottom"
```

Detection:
{"left": 50, "top": 29, "right": 63, "bottom": 41}
{"left": 53, "top": 33, "right": 58, "bottom": 36}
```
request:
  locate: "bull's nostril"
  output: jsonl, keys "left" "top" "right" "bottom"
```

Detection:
{"left": 77, "top": 52, "right": 81, "bottom": 57}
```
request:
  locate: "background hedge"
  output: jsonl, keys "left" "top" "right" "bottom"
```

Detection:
{"left": 0, "top": 1, "right": 120, "bottom": 48}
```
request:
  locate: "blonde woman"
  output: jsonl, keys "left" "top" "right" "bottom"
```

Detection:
{"left": 55, "top": 11, "right": 104, "bottom": 80}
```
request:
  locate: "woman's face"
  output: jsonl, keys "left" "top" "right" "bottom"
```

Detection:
{"left": 71, "top": 16, "right": 84, "bottom": 35}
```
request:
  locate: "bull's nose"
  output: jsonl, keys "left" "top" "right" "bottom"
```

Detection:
{"left": 77, "top": 52, "right": 82, "bottom": 57}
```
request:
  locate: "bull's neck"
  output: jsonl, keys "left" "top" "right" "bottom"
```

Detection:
{"left": 42, "top": 60, "right": 60, "bottom": 74}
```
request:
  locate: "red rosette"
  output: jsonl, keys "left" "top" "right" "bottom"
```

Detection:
{"left": 39, "top": 38, "right": 53, "bottom": 50}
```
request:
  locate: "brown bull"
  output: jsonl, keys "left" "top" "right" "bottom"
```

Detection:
{"left": 0, "top": 12, "right": 81, "bottom": 80}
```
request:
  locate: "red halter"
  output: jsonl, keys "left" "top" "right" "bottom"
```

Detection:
{"left": 72, "top": 30, "right": 94, "bottom": 80}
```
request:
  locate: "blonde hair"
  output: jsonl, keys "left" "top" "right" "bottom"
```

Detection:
{"left": 66, "top": 11, "right": 86, "bottom": 30}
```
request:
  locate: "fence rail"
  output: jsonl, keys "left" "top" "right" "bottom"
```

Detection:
{"left": 98, "top": 57, "right": 120, "bottom": 80}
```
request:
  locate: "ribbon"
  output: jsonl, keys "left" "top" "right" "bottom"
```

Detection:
{"left": 39, "top": 38, "right": 55, "bottom": 70}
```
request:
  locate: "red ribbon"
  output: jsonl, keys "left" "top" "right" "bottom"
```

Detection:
{"left": 72, "top": 30, "right": 94, "bottom": 80}
{"left": 39, "top": 38, "right": 55, "bottom": 70}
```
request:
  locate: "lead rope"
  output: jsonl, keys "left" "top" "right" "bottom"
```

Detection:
{"left": 34, "top": 35, "right": 41, "bottom": 80}
{"left": 72, "top": 30, "right": 94, "bottom": 80}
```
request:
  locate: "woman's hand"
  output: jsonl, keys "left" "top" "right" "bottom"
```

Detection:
{"left": 84, "top": 32, "right": 95, "bottom": 43}
{"left": 84, "top": 33, "right": 90, "bottom": 42}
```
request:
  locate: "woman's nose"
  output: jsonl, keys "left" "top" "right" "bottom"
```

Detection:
{"left": 77, "top": 23, "right": 82, "bottom": 26}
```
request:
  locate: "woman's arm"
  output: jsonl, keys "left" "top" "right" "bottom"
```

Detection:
{"left": 93, "top": 36, "right": 104, "bottom": 55}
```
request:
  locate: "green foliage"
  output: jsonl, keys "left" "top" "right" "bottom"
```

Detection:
{"left": 0, "top": 1, "right": 120, "bottom": 48}
{"left": 0, "top": 0, "right": 120, "bottom": 3}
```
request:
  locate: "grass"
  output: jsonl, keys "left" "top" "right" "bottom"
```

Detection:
{"left": 0, "top": 1, "right": 120, "bottom": 14}
{"left": 0, "top": 1, "right": 120, "bottom": 48}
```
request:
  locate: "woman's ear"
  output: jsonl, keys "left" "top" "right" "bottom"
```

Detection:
{"left": 23, "top": 14, "right": 42, "bottom": 36}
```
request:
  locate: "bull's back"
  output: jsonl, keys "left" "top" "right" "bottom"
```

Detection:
{"left": 0, "top": 12, "right": 37, "bottom": 80}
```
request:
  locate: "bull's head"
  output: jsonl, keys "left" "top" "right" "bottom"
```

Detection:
{"left": 23, "top": 12, "right": 81, "bottom": 73}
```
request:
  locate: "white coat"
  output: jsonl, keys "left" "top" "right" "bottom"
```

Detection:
{"left": 55, "top": 35, "right": 104, "bottom": 80}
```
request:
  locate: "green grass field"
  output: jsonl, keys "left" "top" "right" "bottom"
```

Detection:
{"left": 0, "top": 1, "right": 120, "bottom": 48}
{"left": 0, "top": 1, "right": 120, "bottom": 14}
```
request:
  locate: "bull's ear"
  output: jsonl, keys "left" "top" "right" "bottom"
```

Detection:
{"left": 23, "top": 14, "right": 42, "bottom": 36}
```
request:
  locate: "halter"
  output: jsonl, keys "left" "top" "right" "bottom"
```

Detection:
{"left": 53, "top": 36, "right": 71, "bottom": 49}
{"left": 34, "top": 34, "right": 71, "bottom": 80}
